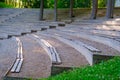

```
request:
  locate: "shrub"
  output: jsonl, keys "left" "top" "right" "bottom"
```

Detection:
{"left": 0, "top": 2, "right": 14, "bottom": 8}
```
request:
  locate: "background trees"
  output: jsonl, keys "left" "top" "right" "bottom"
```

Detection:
{"left": 98, "top": 0, "right": 107, "bottom": 8}
{"left": 74, "top": 0, "right": 91, "bottom": 8}
{"left": 2, "top": 0, "right": 108, "bottom": 8}
{"left": 0, "top": 0, "right": 14, "bottom": 8}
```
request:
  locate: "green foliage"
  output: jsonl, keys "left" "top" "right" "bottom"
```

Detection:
{"left": 74, "top": 0, "right": 91, "bottom": 8}
{"left": 4, "top": 0, "right": 107, "bottom": 8}
{"left": 0, "top": 2, "right": 14, "bottom": 8}
{"left": 3, "top": 0, "right": 92, "bottom": 8}
{"left": 47, "top": 0, "right": 91, "bottom": 8}
{"left": 0, "top": 0, "right": 4, "bottom": 2}
{"left": 31, "top": 0, "right": 40, "bottom": 8}
{"left": 40, "top": 57, "right": 120, "bottom": 80}
{"left": 58, "top": 0, "right": 70, "bottom": 8}
{"left": 47, "top": 0, "right": 54, "bottom": 8}
{"left": 98, "top": 0, "right": 107, "bottom": 8}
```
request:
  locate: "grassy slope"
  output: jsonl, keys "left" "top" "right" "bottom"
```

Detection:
{"left": 0, "top": 2, "right": 13, "bottom": 8}
{"left": 41, "top": 57, "right": 120, "bottom": 80}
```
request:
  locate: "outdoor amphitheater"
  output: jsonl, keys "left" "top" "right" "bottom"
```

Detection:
{"left": 0, "top": 0, "right": 120, "bottom": 80}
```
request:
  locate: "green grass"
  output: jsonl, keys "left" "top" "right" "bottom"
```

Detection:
{"left": 0, "top": 2, "right": 14, "bottom": 8}
{"left": 40, "top": 57, "right": 120, "bottom": 80}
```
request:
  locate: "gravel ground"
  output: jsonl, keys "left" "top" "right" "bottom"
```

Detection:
{"left": 8, "top": 35, "right": 52, "bottom": 79}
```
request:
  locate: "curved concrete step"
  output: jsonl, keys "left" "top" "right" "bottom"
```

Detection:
{"left": 8, "top": 35, "right": 52, "bottom": 79}
{"left": 38, "top": 29, "right": 120, "bottom": 64}
{"left": 33, "top": 33, "right": 89, "bottom": 67}
{"left": 48, "top": 29, "right": 120, "bottom": 54}
{"left": 0, "top": 9, "right": 26, "bottom": 23}
{"left": 70, "top": 22, "right": 120, "bottom": 31}
{"left": 30, "top": 34, "right": 61, "bottom": 64}
{"left": 58, "top": 25, "right": 120, "bottom": 37}
{"left": 57, "top": 28, "right": 120, "bottom": 42}
{"left": 0, "top": 38, "right": 18, "bottom": 80}
{"left": 72, "top": 19, "right": 120, "bottom": 26}
{"left": 0, "top": 33, "right": 8, "bottom": 39}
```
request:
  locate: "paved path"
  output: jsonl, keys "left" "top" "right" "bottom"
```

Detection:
{"left": 0, "top": 9, "right": 120, "bottom": 80}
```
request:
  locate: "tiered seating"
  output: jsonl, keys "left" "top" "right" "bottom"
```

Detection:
{"left": 0, "top": 9, "right": 26, "bottom": 23}
{"left": 6, "top": 35, "right": 52, "bottom": 78}
{"left": 0, "top": 38, "right": 17, "bottom": 79}
{"left": 0, "top": 9, "right": 120, "bottom": 80}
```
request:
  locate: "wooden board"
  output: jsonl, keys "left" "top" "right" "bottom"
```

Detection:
{"left": 11, "top": 59, "right": 20, "bottom": 73}
{"left": 15, "top": 59, "right": 23, "bottom": 73}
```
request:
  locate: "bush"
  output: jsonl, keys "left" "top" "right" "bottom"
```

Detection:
{"left": 3, "top": 0, "right": 107, "bottom": 8}
{"left": 0, "top": 2, "right": 14, "bottom": 8}
{"left": 98, "top": 0, "right": 107, "bottom": 8}
{"left": 74, "top": 0, "right": 91, "bottom": 8}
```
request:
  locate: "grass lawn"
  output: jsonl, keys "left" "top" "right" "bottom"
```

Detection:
{"left": 41, "top": 57, "right": 120, "bottom": 80}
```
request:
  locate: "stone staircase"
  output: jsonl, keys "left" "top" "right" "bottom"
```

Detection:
{"left": 0, "top": 9, "right": 120, "bottom": 80}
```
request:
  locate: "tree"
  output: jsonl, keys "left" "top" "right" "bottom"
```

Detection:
{"left": 40, "top": 0, "right": 44, "bottom": 20}
{"left": 70, "top": 0, "right": 74, "bottom": 18}
{"left": 90, "top": 0, "right": 98, "bottom": 19}
{"left": 106, "top": 0, "right": 115, "bottom": 18}
{"left": 54, "top": 0, "right": 57, "bottom": 21}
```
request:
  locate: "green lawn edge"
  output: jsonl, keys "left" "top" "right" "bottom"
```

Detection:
{"left": 40, "top": 57, "right": 120, "bottom": 80}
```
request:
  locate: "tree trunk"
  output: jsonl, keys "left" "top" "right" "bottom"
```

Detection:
{"left": 70, "top": 0, "right": 74, "bottom": 18}
{"left": 111, "top": 0, "right": 115, "bottom": 18}
{"left": 90, "top": 0, "right": 98, "bottom": 19}
{"left": 54, "top": 0, "right": 57, "bottom": 21}
{"left": 40, "top": 0, "right": 44, "bottom": 20}
{"left": 106, "top": 0, "right": 115, "bottom": 18}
